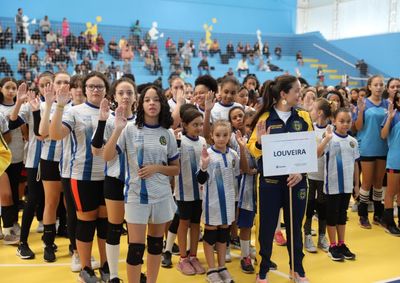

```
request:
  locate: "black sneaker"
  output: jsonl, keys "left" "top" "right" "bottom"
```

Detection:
{"left": 140, "top": 272, "right": 147, "bottom": 283}
{"left": 16, "top": 242, "right": 35, "bottom": 259}
{"left": 109, "top": 278, "right": 123, "bottom": 283}
{"left": 99, "top": 261, "right": 110, "bottom": 282}
{"left": 359, "top": 216, "right": 372, "bottom": 229}
{"left": 328, "top": 246, "right": 344, "bottom": 261}
{"left": 171, "top": 243, "right": 180, "bottom": 255}
{"left": 240, "top": 256, "right": 255, "bottom": 274}
{"left": 372, "top": 215, "right": 384, "bottom": 226}
{"left": 385, "top": 225, "right": 400, "bottom": 237}
{"left": 269, "top": 260, "right": 278, "bottom": 270}
{"left": 338, "top": 244, "right": 356, "bottom": 260}
{"left": 161, "top": 251, "right": 172, "bottom": 268}
{"left": 44, "top": 245, "right": 56, "bottom": 262}
{"left": 230, "top": 236, "right": 241, "bottom": 249}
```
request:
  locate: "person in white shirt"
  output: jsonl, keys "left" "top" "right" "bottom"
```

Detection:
{"left": 237, "top": 56, "right": 249, "bottom": 78}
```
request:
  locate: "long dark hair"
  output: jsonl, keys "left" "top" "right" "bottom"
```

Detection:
{"left": 135, "top": 85, "right": 173, "bottom": 129}
{"left": 0, "top": 77, "right": 18, "bottom": 104}
{"left": 251, "top": 75, "right": 298, "bottom": 129}
{"left": 110, "top": 77, "right": 138, "bottom": 112}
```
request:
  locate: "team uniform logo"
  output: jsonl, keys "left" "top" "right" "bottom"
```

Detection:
{"left": 292, "top": 120, "right": 303, "bottom": 131}
{"left": 298, "top": 188, "right": 307, "bottom": 200}
{"left": 159, "top": 136, "right": 167, "bottom": 145}
{"left": 349, "top": 141, "right": 355, "bottom": 148}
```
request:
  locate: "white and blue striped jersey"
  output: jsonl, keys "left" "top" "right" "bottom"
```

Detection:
{"left": 202, "top": 146, "right": 240, "bottom": 226}
{"left": 62, "top": 102, "right": 104, "bottom": 181}
{"left": 308, "top": 123, "right": 328, "bottom": 181}
{"left": 59, "top": 133, "right": 73, "bottom": 178}
{"left": 323, "top": 132, "right": 360, "bottom": 195}
{"left": 175, "top": 134, "right": 206, "bottom": 201}
{"left": 103, "top": 112, "right": 135, "bottom": 181}
{"left": 382, "top": 112, "right": 400, "bottom": 170}
{"left": 22, "top": 104, "right": 42, "bottom": 169}
{"left": 40, "top": 101, "right": 72, "bottom": 162}
{"left": 0, "top": 112, "right": 9, "bottom": 134}
{"left": 0, "top": 103, "right": 26, "bottom": 163}
{"left": 211, "top": 102, "right": 243, "bottom": 123}
{"left": 356, "top": 98, "right": 388, "bottom": 157}
{"left": 116, "top": 123, "right": 179, "bottom": 204}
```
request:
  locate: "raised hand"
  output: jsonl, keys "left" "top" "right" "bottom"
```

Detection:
{"left": 324, "top": 124, "right": 333, "bottom": 141}
{"left": 56, "top": 84, "right": 70, "bottom": 107}
{"left": 43, "top": 83, "right": 55, "bottom": 106}
{"left": 235, "top": 130, "right": 247, "bottom": 148}
{"left": 174, "top": 127, "right": 182, "bottom": 140}
{"left": 16, "top": 82, "right": 28, "bottom": 104}
{"left": 204, "top": 91, "right": 215, "bottom": 112}
{"left": 200, "top": 145, "right": 209, "bottom": 170}
{"left": 99, "top": 98, "right": 110, "bottom": 121}
{"left": 176, "top": 88, "right": 186, "bottom": 105}
{"left": 114, "top": 105, "right": 127, "bottom": 130}
{"left": 357, "top": 97, "right": 365, "bottom": 112}
{"left": 27, "top": 90, "right": 40, "bottom": 111}
{"left": 256, "top": 121, "right": 270, "bottom": 144}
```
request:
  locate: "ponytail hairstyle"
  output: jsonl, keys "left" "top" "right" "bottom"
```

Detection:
{"left": 314, "top": 97, "right": 335, "bottom": 119}
{"left": 251, "top": 75, "right": 298, "bottom": 129}
{"left": 325, "top": 90, "right": 345, "bottom": 108}
{"left": 366, "top": 75, "right": 384, "bottom": 97}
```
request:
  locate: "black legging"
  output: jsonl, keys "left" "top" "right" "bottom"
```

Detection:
{"left": 62, "top": 178, "right": 77, "bottom": 250}
{"left": 2, "top": 162, "right": 23, "bottom": 227}
{"left": 20, "top": 168, "right": 44, "bottom": 243}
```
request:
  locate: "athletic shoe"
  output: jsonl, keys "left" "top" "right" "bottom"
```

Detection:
{"left": 176, "top": 257, "right": 196, "bottom": 275}
{"left": 57, "top": 225, "right": 68, "bottom": 238}
{"left": 269, "top": 260, "right": 278, "bottom": 270}
{"left": 359, "top": 216, "right": 372, "bottom": 229}
{"left": 16, "top": 242, "right": 35, "bottom": 259}
{"left": 44, "top": 245, "right": 56, "bottom": 262}
{"left": 372, "top": 215, "right": 384, "bottom": 226}
{"left": 12, "top": 223, "right": 21, "bottom": 236}
{"left": 230, "top": 236, "right": 241, "bottom": 250}
{"left": 274, "top": 231, "right": 286, "bottom": 246}
{"left": 225, "top": 246, "right": 232, "bottom": 262}
{"left": 317, "top": 235, "right": 329, "bottom": 252}
{"left": 338, "top": 244, "right": 356, "bottom": 260}
{"left": 161, "top": 251, "right": 172, "bottom": 268}
{"left": 385, "top": 224, "right": 400, "bottom": 236}
{"left": 71, "top": 253, "right": 81, "bottom": 272}
{"left": 78, "top": 266, "right": 99, "bottom": 283}
{"left": 218, "top": 267, "right": 234, "bottom": 283}
{"left": 189, "top": 256, "right": 205, "bottom": 274}
{"left": 36, "top": 221, "right": 44, "bottom": 233}
{"left": 304, "top": 234, "right": 317, "bottom": 253}
{"left": 172, "top": 242, "right": 180, "bottom": 255}
{"left": 91, "top": 256, "right": 100, "bottom": 270}
{"left": 351, "top": 201, "right": 358, "bottom": 212}
{"left": 109, "top": 278, "right": 123, "bottom": 283}
{"left": 250, "top": 246, "right": 256, "bottom": 259}
{"left": 206, "top": 269, "right": 223, "bottom": 283}
{"left": 292, "top": 272, "right": 310, "bottom": 283}
{"left": 3, "top": 232, "right": 19, "bottom": 245}
{"left": 99, "top": 262, "right": 110, "bottom": 282}
{"left": 256, "top": 274, "right": 269, "bottom": 283}
{"left": 240, "top": 256, "right": 254, "bottom": 274}
{"left": 328, "top": 246, "right": 344, "bottom": 261}
{"left": 140, "top": 273, "right": 147, "bottom": 283}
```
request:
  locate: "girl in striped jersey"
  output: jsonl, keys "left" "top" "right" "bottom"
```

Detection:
{"left": 37, "top": 71, "right": 71, "bottom": 262}
{"left": 197, "top": 120, "right": 248, "bottom": 283}
{"left": 318, "top": 108, "right": 359, "bottom": 262}
{"left": 175, "top": 106, "right": 207, "bottom": 275}
{"left": 103, "top": 85, "right": 179, "bottom": 283}
{"left": 49, "top": 72, "right": 110, "bottom": 282}
{"left": 381, "top": 91, "right": 400, "bottom": 236}
{"left": 92, "top": 77, "right": 139, "bottom": 282}
{"left": 0, "top": 78, "right": 28, "bottom": 245}
{"left": 14, "top": 72, "right": 53, "bottom": 259}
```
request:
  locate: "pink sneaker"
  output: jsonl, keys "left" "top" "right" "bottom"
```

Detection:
{"left": 189, "top": 256, "right": 205, "bottom": 274}
{"left": 177, "top": 257, "right": 196, "bottom": 275}
{"left": 256, "top": 274, "right": 269, "bottom": 283}
{"left": 291, "top": 271, "right": 310, "bottom": 283}
{"left": 274, "top": 231, "right": 287, "bottom": 246}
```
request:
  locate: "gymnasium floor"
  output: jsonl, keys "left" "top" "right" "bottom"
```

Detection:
{"left": 1, "top": 208, "right": 399, "bottom": 283}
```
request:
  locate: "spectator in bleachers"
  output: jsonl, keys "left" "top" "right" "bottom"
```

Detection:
{"left": 254, "top": 41, "right": 260, "bottom": 57}
{"left": 170, "top": 54, "right": 182, "bottom": 73}
{"left": 178, "top": 38, "right": 185, "bottom": 50}
{"left": 267, "top": 60, "right": 283, "bottom": 71}
{"left": 167, "top": 43, "right": 178, "bottom": 62}
{"left": 18, "top": 47, "right": 28, "bottom": 62}
{"left": 77, "top": 32, "right": 88, "bottom": 59}
{"left": 226, "top": 67, "right": 234, "bottom": 77}
{"left": 46, "top": 30, "right": 57, "bottom": 46}
{"left": 122, "top": 58, "right": 132, "bottom": 74}
{"left": 183, "top": 55, "right": 192, "bottom": 76}
{"left": 17, "top": 57, "right": 28, "bottom": 78}
{"left": 96, "top": 33, "right": 105, "bottom": 54}
{"left": 1, "top": 27, "right": 13, "bottom": 49}
{"left": 107, "top": 61, "right": 117, "bottom": 79}
{"left": 226, "top": 41, "right": 235, "bottom": 58}
{"left": 0, "top": 26, "right": 4, "bottom": 49}
{"left": 209, "top": 39, "right": 221, "bottom": 57}
{"left": 65, "top": 32, "right": 75, "bottom": 49}
{"left": 165, "top": 37, "right": 173, "bottom": 50}
{"left": 237, "top": 41, "right": 245, "bottom": 56}
{"left": 118, "top": 36, "right": 127, "bottom": 50}
{"left": 54, "top": 48, "right": 67, "bottom": 70}
{"left": 139, "top": 41, "right": 149, "bottom": 59}
{"left": 44, "top": 53, "right": 54, "bottom": 72}
{"left": 245, "top": 43, "right": 255, "bottom": 64}
{"left": 108, "top": 37, "right": 119, "bottom": 60}
{"left": 198, "top": 38, "right": 208, "bottom": 57}
{"left": 296, "top": 50, "right": 304, "bottom": 66}
{"left": 317, "top": 66, "right": 325, "bottom": 85}
{"left": 15, "top": 8, "right": 24, "bottom": 43}
{"left": 275, "top": 45, "right": 282, "bottom": 60}
{"left": 39, "top": 15, "right": 51, "bottom": 40}
{"left": 81, "top": 56, "right": 92, "bottom": 71}
{"left": 95, "top": 58, "right": 108, "bottom": 74}
{"left": 237, "top": 55, "right": 249, "bottom": 77}
{"left": 153, "top": 53, "right": 163, "bottom": 75}
{"left": 120, "top": 43, "right": 134, "bottom": 61}
{"left": 0, "top": 57, "right": 13, "bottom": 77}
{"left": 115, "top": 65, "right": 124, "bottom": 79}
{"left": 180, "top": 42, "right": 192, "bottom": 59}
{"left": 46, "top": 41, "right": 57, "bottom": 61}
{"left": 89, "top": 37, "right": 99, "bottom": 60}
{"left": 29, "top": 52, "right": 40, "bottom": 77}
{"left": 198, "top": 55, "right": 210, "bottom": 75}
{"left": 258, "top": 57, "right": 270, "bottom": 72}
{"left": 130, "top": 20, "right": 141, "bottom": 50}
{"left": 68, "top": 46, "right": 78, "bottom": 67}
{"left": 145, "top": 52, "right": 155, "bottom": 72}
{"left": 61, "top": 18, "right": 70, "bottom": 39}
{"left": 149, "top": 42, "right": 159, "bottom": 56}
{"left": 262, "top": 42, "right": 270, "bottom": 59}
{"left": 189, "top": 39, "right": 196, "bottom": 57}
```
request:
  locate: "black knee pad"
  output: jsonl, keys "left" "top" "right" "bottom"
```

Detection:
{"left": 217, "top": 227, "right": 230, "bottom": 243}
{"left": 96, "top": 217, "right": 108, "bottom": 239}
{"left": 106, "top": 222, "right": 122, "bottom": 245}
{"left": 127, "top": 243, "right": 145, "bottom": 266}
{"left": 76, "top": 219, "right": 96, "bottom": 243}
{"left": 203, "top": 229, "right": 218, "bottom": 245}
{"left": 147, "top": 236, "right": 163, "bottom": 255}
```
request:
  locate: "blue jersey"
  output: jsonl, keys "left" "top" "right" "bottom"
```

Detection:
{"left": 382, "top": 111, "right": 400, "bottom": 170}
{"left": 356, "top": 98, "right": 388, "bottom": 157}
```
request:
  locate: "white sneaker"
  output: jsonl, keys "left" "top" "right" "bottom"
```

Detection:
{"left": 12, "top": 223, "right": 21, "bottom": 236}
{"left": 317, "top": 235, "right": 329, "bottom": 252}
{"left": 351, "top": 202, "right": 358, "bottom": 212}
{"left": 3, "top": 231, "right": 19, "bottom": 245}
{"left": 36, "top": 221, "right": 44, "bottom": 233}
{"left": 250, "top": 246, "right": 256, "bottom": 259}
{"left": 225, "top": 246, "right": 232, "bottom": 263}
{"left": 71, "top": 253, "right": 81, "bottom": 272}
{"left": 218, "top": 267, "right": 234, "bottom": 283}
{"left": 91, "top": 256, "right": 100, "bottom": 269}
{"left": 304, "top": 234, "right": 317, "bottom": 253}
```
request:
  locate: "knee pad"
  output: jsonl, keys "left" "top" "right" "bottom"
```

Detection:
{"left": 168, "top": 213, "right": 180, "bottom": 234}
{"left": 76, "top": 219, "right": 96, "bottom": 243}
{"left": 106, "top": 222, "right": 122, "bottom": 245}
{"left": 127, "top": 243, "right": 145, "bottom": 266}
{"left": 96, "top": 217, "right": 108, "bottom": 239}
{"left": 203, "top": 229, "right": 218, "bottom": 245}
{"left": 147, "top": 236, "right": 163, "bottom": 255}
{"left": 217, "top": 227, "right": 230, "bottom": 244}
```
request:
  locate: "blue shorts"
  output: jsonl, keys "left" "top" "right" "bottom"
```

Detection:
{"left": 237, "top": 208, "right": 255, "bottom": 229}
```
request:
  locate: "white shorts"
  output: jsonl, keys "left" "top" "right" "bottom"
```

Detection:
{"left": 125, "top": 196, "right": 177, "bottom": 225}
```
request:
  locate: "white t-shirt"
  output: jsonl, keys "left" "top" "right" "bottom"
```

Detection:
{"left": 274, "top": 107, "right": 291, "bottom": 124}
{"left": 211, "top": 102, "right": 243, "bottom": 123}
{"left": 308, "top": 123, "right": 328, "bottom": 181}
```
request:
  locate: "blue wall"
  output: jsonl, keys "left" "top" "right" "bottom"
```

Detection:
{"left": 330, "top": 33, "right": 400, "bottom": 77}
{"left": 0, "top": 0, "right": 296, "bottom": 34}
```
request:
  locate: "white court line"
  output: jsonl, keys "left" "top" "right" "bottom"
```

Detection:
{"left": 375, "top": 277, "right": 400, "bottom": 283}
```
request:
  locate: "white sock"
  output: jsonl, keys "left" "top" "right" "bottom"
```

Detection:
{"left": 164, "top": 231, "right": 177, "bottom": 253}
{"left": 106, "top": 243, "right": 120, "bottom": 280}
{"left": 240, "top": 240, "right": 250, "bottom": 258}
